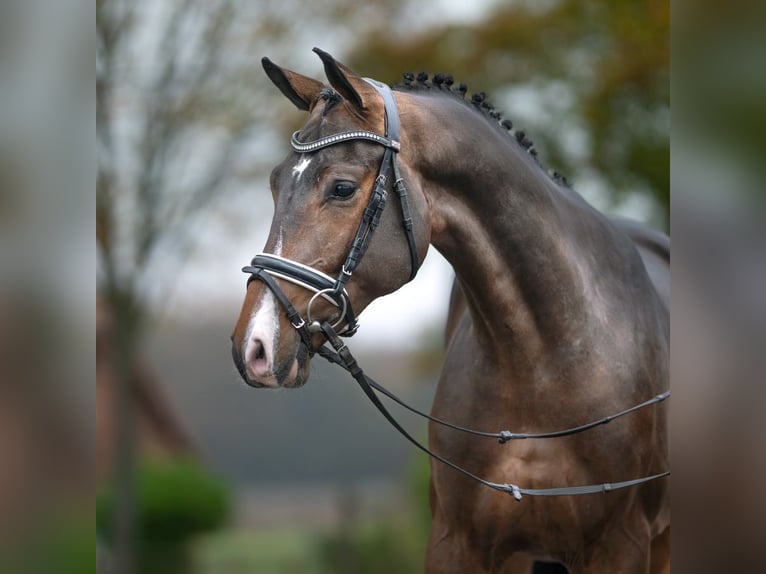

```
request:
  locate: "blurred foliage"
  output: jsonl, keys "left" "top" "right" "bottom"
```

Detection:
{"left": 406, "top": 452, "right": 432, "bottom": 538}
{"left": 316, "top": 453, "right": 430, "bottom": 574}
{"left": 193, "top": 528, "right": 323, "bottom": 574}
{"left": 35, "top": 511, "right": 93, "bottom": 574}
{"left": 0, "top": 507, "right": 92, "bottom": 574}
{"left": 97, "top": 0, "right": 256, "bottom": 317}
{"left": 344, "top": 0, "right": 669, "bottom": 228}
{"left": 191, "top": 454, "right": 432, "bottom": 574}
{"left": 674, "top": 0, "right": 766, "bottom": 197}
{"left": 98, "top": 457, "right": 231, "bottom": 574}
{"left": 318, "top": 518, "right": 425, "bottom": 574}
{"left": 96, "top": 0, "right": 415, "bottom": 317}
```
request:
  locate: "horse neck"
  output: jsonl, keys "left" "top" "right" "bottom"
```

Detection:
{"left": 402, "top": 94, "right": 650, "bottom": 380}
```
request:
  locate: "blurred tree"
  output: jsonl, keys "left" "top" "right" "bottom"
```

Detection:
{"left": 675, "top": 0, "right": 766, "bottom": 198}
{"left": 97, "top": 1, "right": 257, "bottom": 570}
{"left": 98, "top": 0, "right": 258, "bottom": 312}
{"left": 345, "top": 0, "right": 669, "bottom": 228}
{"left": 96, "top": 1, "right": 409, "bottom": 571}
{"left": 97, "top": 0, "right": 411, "bottom": 319}
{"left": 97, "top": 458, "right": 230, "bottom": 574}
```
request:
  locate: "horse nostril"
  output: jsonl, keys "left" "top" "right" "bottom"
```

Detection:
{"left": 253, "top": 339, "right": 266, "bottom": 361}
{"left": 246, "top": 337, "right": 272, "bottom": 377}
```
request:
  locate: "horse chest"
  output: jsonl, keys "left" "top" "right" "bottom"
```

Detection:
{"left": 432, "top": 471, "right": 601, "bottom": 568}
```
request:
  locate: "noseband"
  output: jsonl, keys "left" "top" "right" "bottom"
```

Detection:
{"left": 242, "top": 78, "right": 418, "bottom": 345}
{"left": 241, "top": 79, "right": 670, "bottom": 500}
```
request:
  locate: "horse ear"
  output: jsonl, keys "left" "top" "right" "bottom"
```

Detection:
{"left": 261, "top": 57, "right": 324, "bottom": 111}
{"left": 313, "top": 47, "right": 377, "bottom": 110}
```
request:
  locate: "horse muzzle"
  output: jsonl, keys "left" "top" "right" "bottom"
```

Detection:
{"left": 231, "top": 337, "right": 309, "bottom": 389}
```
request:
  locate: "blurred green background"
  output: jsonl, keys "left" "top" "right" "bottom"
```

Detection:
{"left": 96, "top": 0, "right": 668, "bottom": 572}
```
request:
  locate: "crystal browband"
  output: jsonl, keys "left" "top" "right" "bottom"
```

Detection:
{"left": 291, "top": 130, "right": 400, "bottom": 153}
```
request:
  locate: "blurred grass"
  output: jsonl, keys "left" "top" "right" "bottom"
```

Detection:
{"left": 192, "top": 519, "right": 426, "bottom": 574}
{"left": 94, "top": 454, "right": 432, "bottom": 573}
{"left": 192, "top": 454, "right": 431, "bottom": 574}
{"left": 193, "top": 528, "right": 324, "bottom": 574}
{"left": 317, "top": 517, "right": 426, "bottom": 574}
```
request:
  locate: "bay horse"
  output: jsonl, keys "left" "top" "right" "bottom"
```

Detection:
{"left": 231, "top": 48, "right": 669, "bottom": 573}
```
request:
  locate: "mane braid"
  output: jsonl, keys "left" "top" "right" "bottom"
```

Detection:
{"left": 393, "top": 72, "right": 573, "bottom": 189}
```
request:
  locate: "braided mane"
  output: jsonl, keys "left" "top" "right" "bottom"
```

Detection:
{"left": 393, "top": 71, "right": 571, "bottom": 188}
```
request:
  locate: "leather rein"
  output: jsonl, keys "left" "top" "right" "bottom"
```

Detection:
{"left": 242, "top": 79, "right": 670, "bottom": 501}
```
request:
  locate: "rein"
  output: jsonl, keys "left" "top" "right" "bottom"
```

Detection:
{"left": 316, "top": 322, "right": 669, "bottom": 501}
{"left": 243, "top": 79, "right": 670, "bottom": 500}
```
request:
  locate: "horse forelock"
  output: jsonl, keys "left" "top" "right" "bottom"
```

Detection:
{"left": 393, "top": 71, "right": 573, "bottom": 189}
{"left": 299, "top": 87, "right": 386, "bottom": 141}
{"left": 317, "top": 87, "right": 342, "bottom": 116}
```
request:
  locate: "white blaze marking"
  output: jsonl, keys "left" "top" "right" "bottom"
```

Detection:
{"left": 292, "top": 156, "right": 312, "bottom": 181}
{"left": 243, "top": 289, "right": 279, "bottom": 373}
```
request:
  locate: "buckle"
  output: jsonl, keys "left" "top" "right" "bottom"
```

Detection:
{"left": 498, "top": 430, "right": 514, "bottom": 444}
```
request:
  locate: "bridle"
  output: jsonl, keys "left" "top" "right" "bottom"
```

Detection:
{"left": 243, "top": 78, "right": 417, "bottom": 343}
{"left": 242, "top": 79, "right": 670, "bottom": 500}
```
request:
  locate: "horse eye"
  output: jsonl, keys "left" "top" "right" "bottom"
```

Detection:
{"left": 332, "top": 182, "right": 357, "bottom": 199}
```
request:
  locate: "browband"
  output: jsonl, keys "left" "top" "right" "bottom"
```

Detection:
{"left": 290, "top": 130, "right": 400, "bottom": 153}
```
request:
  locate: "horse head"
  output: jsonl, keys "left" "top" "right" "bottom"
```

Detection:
{"left": 231, "top": 48, "right": 430, "bottom": 388}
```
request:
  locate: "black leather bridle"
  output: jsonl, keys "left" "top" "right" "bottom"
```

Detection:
{"left": 242, "top": 79, "right": 670, "bottom": 500}
{"left": 243, "top": 78, "right": 417, "bottom": 343}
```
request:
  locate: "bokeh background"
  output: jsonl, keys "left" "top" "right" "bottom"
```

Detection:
{"left": 93, "top": 1, "right": 670, "bottom": 573}
{"left": 15, "top": 0, "right": 766, "bottom": 572}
